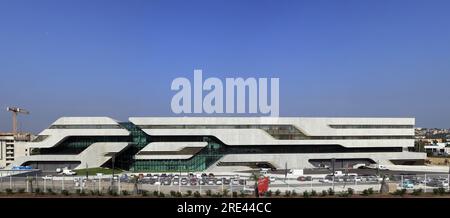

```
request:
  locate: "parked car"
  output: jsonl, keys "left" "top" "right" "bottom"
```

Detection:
{"left": 400, "top": 180, "right": 414, "bottom": 189}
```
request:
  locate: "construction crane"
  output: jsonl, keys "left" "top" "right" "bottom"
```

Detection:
{"left": 6, "top": 107, "right": 30, "bottom": 134}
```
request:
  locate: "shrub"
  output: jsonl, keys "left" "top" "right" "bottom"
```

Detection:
{"left": 327, "top": 188, "right": 335, "bottom": 196}
{"left": 433, "top": 188, "right": 446, "bottom": 195}
{"left": 292, "top": 190, "right": 297, "bottom": 197}
{"left": 284, "top": 190, "right": 291, "bottom": 197}
{"left": 223, "top": 189, "right": 229, "bottom": 196}
{"left": 76, "top": 189, "right": 86, "bottom": 196}
{"left": 338, "top": 191, "right": 350, "bottom": 197}
{"left": 215, "top": 192, "right": 223, "bottom": 198}
{"left": 265, "top": 190, "right": 273, "bottom": 197}
{"left": 392, "top": 189, "right": 407, "bottom": 196}
{"left": 347, "top": 188, "right": 354, "bottom": 196}
{"left": 108, "top": 189, "right": 118, "bottom": 196}
{"left": 194, "top": 191, "right": 201, "bottom": 198}
{"left": 275, "top": 189, "right": 281, "bottom": 196}
{"left": 176, "top": 192, "right": 182, "bottom": 197}
{"left": 321, "top": 190, "right": 327, "bottom": 197}
{"left": 361, "top": 189, "right": 369, "bottom": 196}
{"left": 303, "top": 191, "right": 310, "bottom": 198}
{"left": 170, "top": 190, "right": 177, "bottom": 197}
{"left": 412, "top": 189, "right": 423, "bottom": 196}
{"left": 18, "top": 188, "right": 25, "bottom": 194}
{"left": 185, "top": 190, "right": 192, "bottom": 197}
{"left": 239, "top": 190, "right": 246, "bottom": 197}
{"left": 159, "top": 192, "right": 165, "bottom": 198}
{"left": 311, "top": 190, "right": 317, "bottom": 197}
{"left": 121, "top": 190, "right": 129, "bottom": 196}
{"left": 5, "top": 188, "right": 13, "bottom": 195}
{"left": 368, "top": 188, "right": 374, "bottom": 195}
{"left": 153, "top": 191, "right": 159, "bottom": 197}
{"left": 46, "top": 188, "right": 56, "bottom": 195}
{"left": 141, "top": 190, "right": 149, "bottom": 197}
{"left": 34, "top": 188, "right": 42, "bottom": 195}
{"left": 232, "top": 191, "right": 238, "bottom": 198}
{"left": 90, "top": 190, "right": 102, "bottom": 196}
{"left": 205, "top": 190, "right": 212, "bottom": 197}
{"left": 61, "top": 190, "right": 70, "bottom": 196}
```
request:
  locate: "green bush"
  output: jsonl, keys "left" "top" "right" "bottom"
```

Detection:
{"left": 153, "top": 191, "right": 159, "bottom": 197}
{"left": 170, "top": 190, "right": 177, "bottom": 197}
{"left": 75, "top": 189, "right": 86, "bottom": 196}
{"left": 61, "top": 190, "right": 70, "bottom": 196}
{"left": 321, "top": 190, "right": 327, "bottom": 197}
{"left": 185, "top": 190, "right": 192, "bottom": 197}
{"left": 275, "top": 189, "right": 281, "bottom": 196}
{"left": 34, "top": 188, "right": 42, "bottom": 195}
{"left": 206, "top": 190, "right": 212, "bottom": 197}
{"left": 176, "top": 192, "right": 182, "bottom": 197}
{"left": 292, "top": 190, "right": 297, "bottom": 196}
{"left": 223, "top": 189, "right": 229, "bottom": 196}
{"left": 368, "top": 188, "right": 374, "bottom": 195}
{"left": 265, "top": 190, "right": 273, "bottom": 197}
{"left": 327, "top": 188, "right": 335, "bottom": 196}
{"left": 90, "top": 190, "right": 102, "bottom": 196}
{"left": 108, "top": 189, "right": 118, "bottom": 196}
{"left": 141, "top": 190, "right": 149, "bottom": 197}
{"left": 46, "top": 188, "right": 56, "bottom": 195}
{"left": 232, "top": 191, "right": 238, "bottom": 198}
{"left": 303, "top": 191, "right": 310, "bottom": 198}
{"left": 158, "top": 192, "right": 165, "bottom": 198}
{"left": 194, "top": 191, "right": 201, "bottom": 198}
{"left": 121, "top": 190, "right": 129, "bottom": 196}
{"left": 5, "top": 188, "right": 13, "bottom": 195}
{"left": 392, "top": 189, "right": 407, "bottom": 196}
{"left": 311, "top": 190, "right": 317, "bottom": 197}
{"left": 18, "top": 188, "right": 25, "bottom": 194}
{"left": 284, "top": 190, "right": 291, "bottom": 197}
{"left": 338, "top": 191, "right": 350, "bottom": 197}
{"left": 239, "top": 190, "right": 246, "bottom": 197}
{"left": 433, "top": 188, "right": 446, "bottom": 195}
{"left": 412, "top": 189, "right": 423, "bottom": 196}
{"left": 361, "top": 189, "right": 369, "bottom": 196}
{"left": 347, "top": 188, "right": 354, "bottom": 196}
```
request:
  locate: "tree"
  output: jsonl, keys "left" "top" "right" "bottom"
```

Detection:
{"left": 250, "top": 172, "right": 260, "bottom": 197}
{"left": 129, "top": 175, "right": 140, "bottom": 195}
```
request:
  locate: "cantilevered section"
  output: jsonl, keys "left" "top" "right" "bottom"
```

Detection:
{"left": 8, "top": 116, "right": 425, "bottom": 173}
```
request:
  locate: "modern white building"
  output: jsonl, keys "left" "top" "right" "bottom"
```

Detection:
{"left": 7, "top": 117, "right": 426, "bottom": 172}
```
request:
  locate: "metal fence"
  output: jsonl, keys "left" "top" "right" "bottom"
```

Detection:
{"left": 0, "top": 174, "right": 449, "bottom": 196}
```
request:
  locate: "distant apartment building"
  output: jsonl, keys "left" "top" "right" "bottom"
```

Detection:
{"left": 0, "top": 133, "right": 33, "bottom": 168}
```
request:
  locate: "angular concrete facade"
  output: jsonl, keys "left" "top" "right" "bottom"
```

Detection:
{"left": 8, "top": 117, "right": 426, "bottom": 172}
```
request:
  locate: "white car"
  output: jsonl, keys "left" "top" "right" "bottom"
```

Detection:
{"left": 61, "top": 170, "right": 77, "bottom": 176}
{"left": 216, "top": 180, "right": 223, "bottom": 185}
{"left": 269, "top": 176, "right": 276, "bottom": 182}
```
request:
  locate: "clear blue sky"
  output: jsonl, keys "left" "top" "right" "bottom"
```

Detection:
{"left": 1, "top": 0, "right": 450, "bottom": 133}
